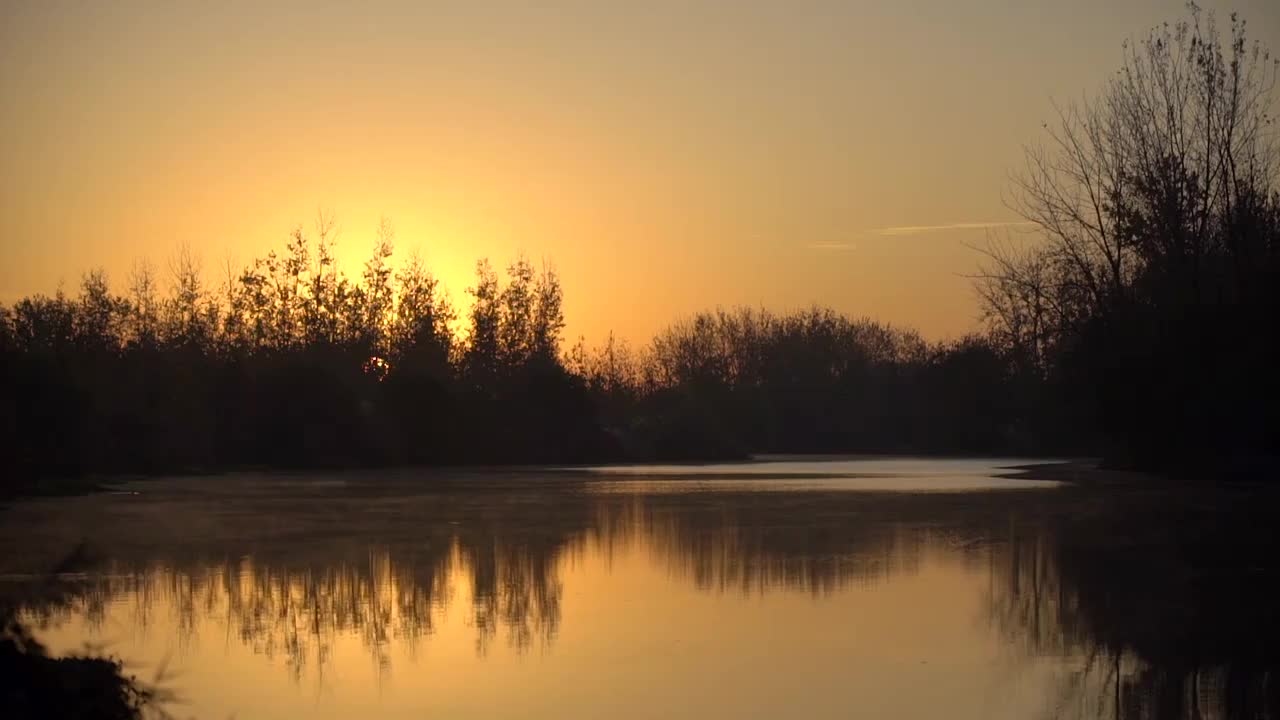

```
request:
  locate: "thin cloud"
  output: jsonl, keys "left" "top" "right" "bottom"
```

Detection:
{"left": 805, "top": 241, "right": 858, "bottom": 251}
{"left": 877, "top": 221, "right": 1036, "bottom": 236}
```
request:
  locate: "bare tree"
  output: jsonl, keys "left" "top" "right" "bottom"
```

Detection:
{"left": 164, "top": 243, "right": 216, "bottom": 349}
{"left": 976, "top": 4, "right": 1279, "bottom": 366}
{"left": 127, "top": 260, "right": 160, "bottom": 350}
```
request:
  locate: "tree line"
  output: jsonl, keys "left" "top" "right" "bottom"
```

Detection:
{"left": 0, "top": 215, "right": 1074, "bottom": 491}
{"left": 3, "top": 5, "right": 1276, "bottom": 489}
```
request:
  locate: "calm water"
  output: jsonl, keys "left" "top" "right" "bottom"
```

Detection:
{"left": 1, "top": 458, "right": 1276, "bottom": 719}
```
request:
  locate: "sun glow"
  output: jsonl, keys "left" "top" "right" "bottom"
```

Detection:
{"left": 364, "top": 355, "right": 392, "bottom": 381}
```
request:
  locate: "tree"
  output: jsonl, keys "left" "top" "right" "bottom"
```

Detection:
{"left": 302, "top": 211, "right": 344, "bottom": 348}
{"left": 532, "top": 261, "right": 565, "bottom": 361}
{"left": 975, "top": 5, "right": 1280, "bottom": 467}
{"left": 498, "top": 255, "right": 536, "bottom": 368}
{"left": 162, "top": 245, "right": 216, "bottom": 351}
{"left": 75, "top": 269, "right": 125, "bottom": 353}
{"left": 352, "top": 218, "right": 396, "bottom": 356}
{"left": 390, "top": 251, "right": 454, "bottom": 377}
{"left": 463, "top": 258, "right": 501, "bottom": 385}
{"left": 126, "top": 261, "right": 160, "bottom": 351}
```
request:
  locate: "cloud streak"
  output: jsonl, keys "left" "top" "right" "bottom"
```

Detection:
{"left": 804, "top": 220, "right": 1036, "bottom": 251}
{"left": 806, "top": 241, "right": 858, "bottom": 251}
{"left": 876, "top": 221, "right": 1036, "bottom": 236}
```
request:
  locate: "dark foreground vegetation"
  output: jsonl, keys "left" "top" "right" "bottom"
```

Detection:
{"left": 1, "top": 543, "right": 164, "bottom": 720}
{"left": 1, "top": 6, "right": 1277, "bottom": 492}
{"left": 1, "top": 617, "right": 152, "bottom": 720}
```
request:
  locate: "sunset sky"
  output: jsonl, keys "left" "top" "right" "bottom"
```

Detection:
{"left": 3, "top": 0, "right": 1277, "bottom": 343}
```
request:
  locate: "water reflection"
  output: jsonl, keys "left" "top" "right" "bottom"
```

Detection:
{"left": 3, "top": 467, "right": 1277, "bottom": 719}
{"left": 984, "top": 486, "right": 1280, "bottom": 719}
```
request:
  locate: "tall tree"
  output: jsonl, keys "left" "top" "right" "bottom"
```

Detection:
{"left": 390, "top": 251, "right": 454, "bottom": 376}
{"left": 532, "top": 261, "right": 565, "bottom": 362}
{"left": 464, "top": 258, "right": 502, "bottom": 385}
{"left": 975, "top": 5, "right": 1280, "bottom": 465}
{"left": 499, "top": 255, "right": 536, "bottom": 368}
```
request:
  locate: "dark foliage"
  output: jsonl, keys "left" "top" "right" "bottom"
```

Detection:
{"left": 571, "top": 308, "right": 1069, "bottom": 460}
{"left": 1, "top": 616, "right": 151, "bottom": 720}
{"left": 976, "top": 7, "right": 1280, "bottom": 473}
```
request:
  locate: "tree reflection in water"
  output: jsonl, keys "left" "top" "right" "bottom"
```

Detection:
{"left": 985, "top": 484, "right": 1280, "bottom": 719}
{"left": 6, "top": 472, "right": 1278, "bottom": 718}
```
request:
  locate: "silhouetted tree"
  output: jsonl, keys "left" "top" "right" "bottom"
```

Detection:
{"left": 462, "top": 259, "right": 501, "bottom": 389}
{"left": 976, "top": 5, "right": 1280, "bottom": 469}
{"left": 499, "top": 256, "right": 537, "bottom": 369}
{"left": 353, "top": 218, "right": 396, "bottom": 356}
{"left": 388, "top": 251, "right": 454, "bottom": 377}
{"left": 531, "top": 261, "right": 565, "bottom": 362}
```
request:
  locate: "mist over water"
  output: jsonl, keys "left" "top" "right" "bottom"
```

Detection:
{"left": 579, "top": 457, "right": 1066, "bottom": 492}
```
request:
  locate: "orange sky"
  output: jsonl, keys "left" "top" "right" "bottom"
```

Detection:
{"left": 3, "top": 0, "right": 1277, "bottom": 343}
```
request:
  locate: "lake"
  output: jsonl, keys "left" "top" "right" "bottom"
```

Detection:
{"left": 1, "top": 457, "right": 1276, "bottom": 719}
